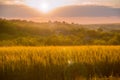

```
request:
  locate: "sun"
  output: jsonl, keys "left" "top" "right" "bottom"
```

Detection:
{"left": 25, "top": 1, "right": 55, "bottom": 14}
{"left": 38, "top": 2, "right": 50, "bottom": 13}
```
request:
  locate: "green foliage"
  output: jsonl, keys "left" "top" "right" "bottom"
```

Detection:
{"left": 0, "top": 18, "right": 120, "bottom": 46}
{"left": 108, "top": 34, "right": 120, "bottom": 45}
{"left": 93, "top": 39, "right": 107, "bottom": 45}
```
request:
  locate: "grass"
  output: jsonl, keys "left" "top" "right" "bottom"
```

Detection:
{"left": 0, "top": 46, "right": 120, "bottom": 80}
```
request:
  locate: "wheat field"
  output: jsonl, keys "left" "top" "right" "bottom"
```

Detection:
{"left": 0, "top": 46, "right": 120, "bottom": 80}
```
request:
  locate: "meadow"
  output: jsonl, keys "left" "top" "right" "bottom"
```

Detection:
{"left": 0, "top": 46, "right": 120, "bottom": 80}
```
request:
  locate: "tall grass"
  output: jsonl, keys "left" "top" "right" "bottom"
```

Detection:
{"left": 0, "top": 46, "right": 120, "bottom": 80}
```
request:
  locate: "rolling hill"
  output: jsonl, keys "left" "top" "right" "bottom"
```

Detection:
{"left": 0, "top": 19, "right": 120, "bottom": 46}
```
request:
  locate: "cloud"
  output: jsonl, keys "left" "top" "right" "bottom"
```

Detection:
{"left": 0, "top": 0, "right": 24, "bottom": 5}
{"left": 0, "top": 0, "right": 119, "bottom": 8}
{"left": 73, "top": 0, "right": 120, "bottom": 7}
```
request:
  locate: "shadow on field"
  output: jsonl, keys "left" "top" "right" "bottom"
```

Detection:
{"left": 0, "top": 61, "right": 120, "bottom": 80}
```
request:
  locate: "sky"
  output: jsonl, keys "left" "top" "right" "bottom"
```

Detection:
{"left": 0, "top": 0, "right": 120, "bottom": 12}
{"left": 0, "top": 0, "right": 120, "bottom": 24}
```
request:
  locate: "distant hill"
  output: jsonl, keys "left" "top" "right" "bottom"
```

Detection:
{"left": 50, "top": 5, "right": 120, "bottom": 17}
{"left": 0, "top": 19, "right": 120, "bottom": 46}
{"left": 0, "top": 4, "right": 41, "bottom": 18}
{"left": 0, "top": 4, "right": 120, "bottom": 18}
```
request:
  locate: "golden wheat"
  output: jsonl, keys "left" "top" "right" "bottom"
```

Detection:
{"left": 0, "top": 46, "right": 120, "bottom": 80}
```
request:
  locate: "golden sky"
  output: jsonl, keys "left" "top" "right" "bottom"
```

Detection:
{"left": 0, "top": 0, "right": 120, "bottom": 24}
{"left": 0, "top": 0, "right": 120, "bottom": 13}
